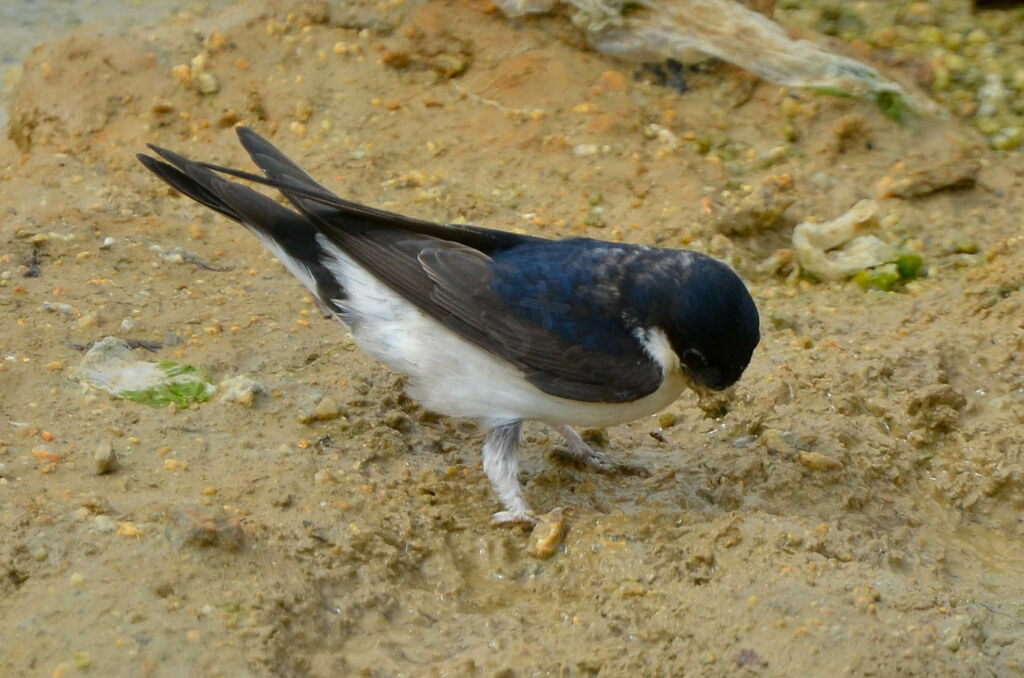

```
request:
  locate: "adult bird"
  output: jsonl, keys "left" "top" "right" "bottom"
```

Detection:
{"left": 137, "top": 127, "right": 760, "bottom": 523}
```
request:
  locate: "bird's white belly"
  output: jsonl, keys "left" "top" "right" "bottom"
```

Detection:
{"left": 316, "top": 237, "right": 687, "bottom": 427}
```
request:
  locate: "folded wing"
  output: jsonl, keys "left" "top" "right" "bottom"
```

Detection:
{"left": 138, "top": 128, "right": 663, "bottom": 402}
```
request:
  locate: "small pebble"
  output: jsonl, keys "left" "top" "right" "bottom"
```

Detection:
{"left": 599, "top": 69, "right": 628, "bottom": 93}
{"left": 528, "top": 508, "right": 566, "bottom": 559}
{"left": 990, "top": 127, "right": 1023, "bottom": 151}
{"left": 77, "top": 311, "right": 98, "bottom": 328}
{"left": 314, "top": 468, "right": 338, "bottom": 484}
{"left": 799, "top": 451, "right": 842, "bottom": 471}
{"left": 94, "top": 440, "right": 118, "bottom": 475}
{"left": 218, "top": 375, "right": 263, "bottom": 408}
{"left": 172, "top": 63, "right": 191, "bottom": 85}
{"left": 170, "top": 506, "right": 244, "bottom": 550}
{"left": 314, "top": 395, "right": 341, "bottom": 421}
{"left": 195, "top": 71, "right": 219, "bottom": 95}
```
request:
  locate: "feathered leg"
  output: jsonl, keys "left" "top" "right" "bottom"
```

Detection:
{"left": 482, "top": 421, "right": 534, "bottom": 524}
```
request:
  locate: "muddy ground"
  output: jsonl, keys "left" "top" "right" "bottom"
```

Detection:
{"left": 2, "top": 1, "right": 1024, "bottom": 676}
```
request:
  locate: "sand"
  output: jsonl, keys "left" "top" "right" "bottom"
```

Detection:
{"left": 2, "top": 1, "right": 1023, "bottom": 676}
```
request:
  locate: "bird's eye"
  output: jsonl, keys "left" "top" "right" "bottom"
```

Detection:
{"left": 681, "top": 348, "right": 707, "bottom": 369}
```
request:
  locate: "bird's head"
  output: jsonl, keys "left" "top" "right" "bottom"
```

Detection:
{"left": 634, "top": 252, "right": 760, "bottom": 392}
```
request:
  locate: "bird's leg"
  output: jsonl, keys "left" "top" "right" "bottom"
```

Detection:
{"left": 482, "top": 421, "right": 535, "bottom": 524}
{"left": 553, "top": 424, "right": 615, "bottom": 471}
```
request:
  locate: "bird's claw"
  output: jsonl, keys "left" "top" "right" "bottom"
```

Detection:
{"left": 491, "top": 510, "right": 539, "bottom": 526}
{"left": 549, "top": 446, "right": 650, "bottom": 477}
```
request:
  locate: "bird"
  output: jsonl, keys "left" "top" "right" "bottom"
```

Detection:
{"left": 137, "top": 127, "right": 760, "bottom": 524}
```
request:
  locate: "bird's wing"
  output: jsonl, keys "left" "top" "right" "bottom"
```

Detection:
{"left": 232, "top": 126, "right": 541, "bottom": 255}
{"left": 321, "top": 225, "right": 663, "bottom": 403}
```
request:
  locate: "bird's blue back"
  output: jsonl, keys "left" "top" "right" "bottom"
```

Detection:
{"left": 490, "top": 239, "right": 651, "bottom": 356}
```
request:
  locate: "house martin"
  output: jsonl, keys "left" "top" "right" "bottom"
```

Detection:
{"left": 137, "top": 127, "right": 760, "bottom": 523}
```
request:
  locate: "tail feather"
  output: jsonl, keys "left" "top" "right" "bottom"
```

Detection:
{"left": 137, "top": 147, "right": 347, "bottom": 309}
{"left": 137, "top": 152, "right": 245, "bottom": 224}
{"left": 235, "top": 126, "right": 440, "bottom": 230}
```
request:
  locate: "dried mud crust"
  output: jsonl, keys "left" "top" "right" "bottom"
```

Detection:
{"left": 2, "top": 1, "right": 1024, "bottom": 676}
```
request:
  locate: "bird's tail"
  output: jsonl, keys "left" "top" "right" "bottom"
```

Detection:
{"left": 137, "top": 140, "right": 347, "bottom": 308}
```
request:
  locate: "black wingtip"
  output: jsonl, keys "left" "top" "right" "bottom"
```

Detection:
{"left": 145, "top": 144, "right": 193, "bottom": 170}
{"left": 235, "top": 126, "right": 271, "bottom": 158}
{"left": 136, "top": 152, "right": 178, "bottom": 179}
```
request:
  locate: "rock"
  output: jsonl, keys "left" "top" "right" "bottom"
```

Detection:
{"left": 194, "top": 71, "right": 219, "bottom": 95}
{"left": 528, "top": 508, "right": 566, "bottom": 559}
{"left": 876, "top": 157, "right": 980, "bottom": 199}
{"left": 77, "top": 311, "right": 98, "bottom": 328}
{"left": 314, "top": 395, "right": 341, "bottom": 421}
{"left": 714, "top": 174, "right": 796, "bottom": 235}
{"left": 798, "top": 451, "right": 842, "bottom": 471}
{"left": 907, "top": 383, "right": 967, "bottom": 446}
{"left": 169, "top": 506, "right": 244, "bottom": 551}
{"left": 598, "top": 69, "right": 628, "bottom": 92}
{"left": 93, "top": 440, "right": 118, "bottom": 475}
{"left": 218, "top": 375, "right": 263, "bottom": 408}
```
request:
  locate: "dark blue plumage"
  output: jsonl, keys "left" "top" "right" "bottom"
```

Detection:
{"left": 491, "top": 238, "right": 759, "bottom": 392}
{"left": 137, "top": 126, "right": 760, "bottom": 523}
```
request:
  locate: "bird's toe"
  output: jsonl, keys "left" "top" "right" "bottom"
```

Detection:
{"left": 491, "top": 510, "right": 538, "bottom": 526}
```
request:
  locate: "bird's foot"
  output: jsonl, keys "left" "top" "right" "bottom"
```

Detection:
{"left": 491, "top": 510, "right": 539, "bottom": 525}
{"left": 552, "top": 425, "right": 650, "bottom": 477}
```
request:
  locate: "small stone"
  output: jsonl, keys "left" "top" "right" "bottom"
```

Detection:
{"left": 799, "top": 451, "right": 842, "bottom": 471}
{"left": 73, "top": 651, "right": 91, "bottom": 670}
{"left": 172, "top": 64, "right": 191, "bottom": 85}
{"left": 599, "top": 69, "right": 628, "bottom": 92}
{"left": 528, "top": 508, "right": 566, "bottom": 559}
{"left": 295, "top": 100, "right": 313, "bottom": 122}
{"left": 658, "top": 412, "right": 678, "bottom": 429}
{"left": 170, "top": 506, "right": 244, "bottom": 550}
{"left": 431, "top": 54, "right": 468, "bottom": 78}
{"left": 93, "top": 515, "right": 116, "bottom": 533}
{"left": 195, "top": 71, "right": 219, "bottom": 95}
{"left": 78, "top": 311, "right": 98, "bottom": 328}
{"left": 313, "top": 468, "right": 337, "bottom": 484}
{"left": 877, "top": 157, "right": 980, "bottom": 199}
{"left": 218, "top": 375, "right": 263, "bottom": 408}
{"left": 990, "top": 127, "right": 1023, "bottom": 151}
{"left": 94, "top": 440, "right": 118, "bottom": 475}
{"left": 314, "top": 395, "right": 341, "bottom": 421}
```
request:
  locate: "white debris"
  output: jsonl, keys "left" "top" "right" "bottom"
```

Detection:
{"left": 792, "top": 200, "right": 896, "bottom": 281}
